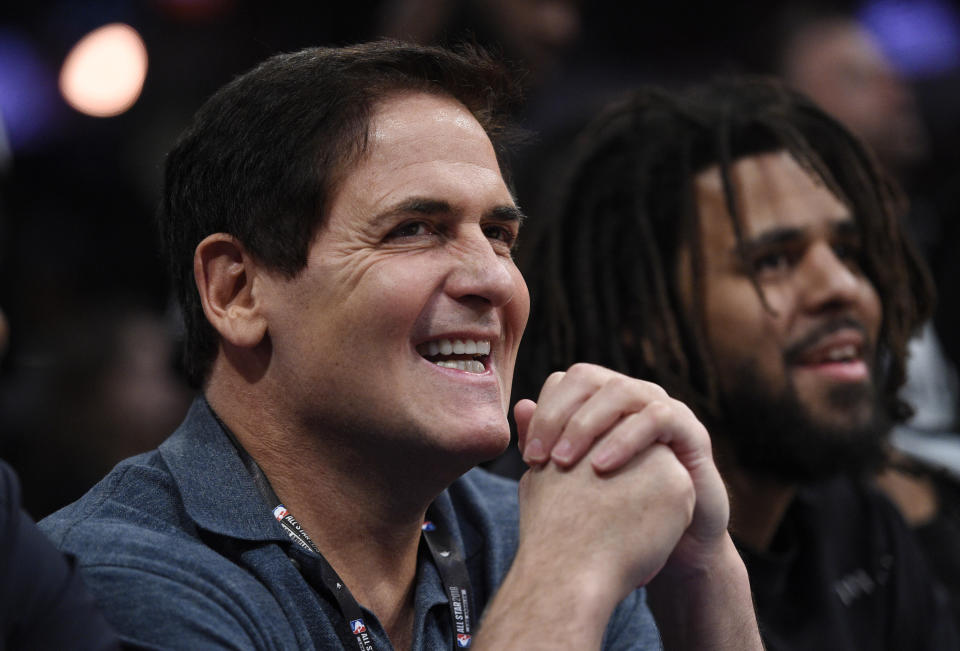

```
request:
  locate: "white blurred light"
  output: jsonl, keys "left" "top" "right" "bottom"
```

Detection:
{"left": 59, "top": 23, "right": 148, "bottom": 118}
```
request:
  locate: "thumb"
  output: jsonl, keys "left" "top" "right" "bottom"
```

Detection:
{"left": 513, "top": 399, "right": 537, "bottom": 454}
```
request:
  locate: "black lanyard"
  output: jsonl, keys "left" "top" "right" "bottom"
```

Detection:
{"left": 222, "top": 425, "right": 476, "bottom": 650}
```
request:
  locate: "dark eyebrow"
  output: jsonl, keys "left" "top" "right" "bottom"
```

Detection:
{"left": 388, "top": 197, "right": 453, "bottom": 216}
{"left": 367, "top": 198, "right": 451, "bottom": 231}
{"left": 734, "top": 217, "right": 859, "bottom": 256}
{"left": 734, "top": 226, "right": 805, "bottom": 257}
{"left": 832, "top": 219, "right": 860, "bottom": 238}
{"left": 487, "top": 204, "right": 526, "bottom": 225}
{"left": 372, "top": 197, "right": 525, "bottom": 227}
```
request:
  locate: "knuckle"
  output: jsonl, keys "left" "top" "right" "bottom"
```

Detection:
{"left": 545, "top": 370, "right": 566, "bottom": 385}
{"left": 606, "top": 374, "right": 636, "bottom": 397}
{"left": 566, "top": 411, "right": 592, "bottom": 436}
{"left": 676, "top": 400, "right": 702, "bottom": 424}
{"left": 639, "top": 380, "right": 669, "bottom": 400}
{"left": 642, "top": 400, "right": 679, "bottom": 435}
{"left": 536, "top": 371, "right": 566, "bottom": 403}
{"left": 662, "top": 397, "right": 709, "bottom": 439}
{"left": 645, "top": 399, "right": 673, "bottom": 424}
{"left": 565, "top": 362, "right": 601, "bottom": 381}
{"left": 685, "top": 416, "right": 711, "bottom": 447}
{"left": 539, "top": 371, "right": 566, "bottom": 397}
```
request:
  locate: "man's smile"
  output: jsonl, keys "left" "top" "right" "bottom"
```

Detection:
{"left": 416, "top": 338, "right": 492, "bottom": 374}
{"left": 786, "top": 324, "right": 872, "bottom": 383}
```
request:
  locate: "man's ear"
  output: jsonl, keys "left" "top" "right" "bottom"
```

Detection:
{"left": 194, "top": 233, "right": 268, "bottom": 349}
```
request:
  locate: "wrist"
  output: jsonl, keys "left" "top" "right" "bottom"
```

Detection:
{"left": 646, "top": 533, "right": 761, "bottom": 650}
{"left": 509, "top": 545, "right": 622, "bottom": 619}
{"left": 657, "top": 530, "right": 744, "bottom": 585}
{"left": 474, "top": 547, "right": 620, "bottom": 650}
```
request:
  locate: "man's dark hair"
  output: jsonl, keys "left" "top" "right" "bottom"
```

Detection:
{"left": 521, "top": 76, "right": 933, "bottom": 425}
{"left": 160, "top": 40, "right": 522, "bottom": 387}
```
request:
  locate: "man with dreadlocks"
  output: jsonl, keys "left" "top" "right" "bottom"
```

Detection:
{"left": 519, "top": 77, "right": 958, "bottom": 649}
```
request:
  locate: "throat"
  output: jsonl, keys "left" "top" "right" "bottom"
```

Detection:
{"left": 381, "top": 593, "right": 416, "bottom": 651}
{"left": 314, "top": 518, "right": 423, "bottom": 650}
{"left": 723, "top": 462, "right": 797, "bottom": 551}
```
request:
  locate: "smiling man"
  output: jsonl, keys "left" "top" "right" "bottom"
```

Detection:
{"left": 687, "top": 150, "right": 888, "bottom": 485}
{"left": 38, "top": 43, "right": 760, "bottom": 650}
{"left": 524, "top": 78, "right": 957, "bottom": 649}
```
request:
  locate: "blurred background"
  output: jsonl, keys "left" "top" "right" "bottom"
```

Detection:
{"left": 2, "top": 0, "right": 960, "bottom": 518}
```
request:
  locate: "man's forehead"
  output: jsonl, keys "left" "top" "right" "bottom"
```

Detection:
{"left": 320, "top": 89, "right": 513, "bottom": 235}
{"left": 368, "top": 91, "right": 489, "bottom": 151}
{"left": 693, "top": 150, "right": 851, "bottom": 235}
{"left": 693, "top": 150, "right": 809, "bottom": 194}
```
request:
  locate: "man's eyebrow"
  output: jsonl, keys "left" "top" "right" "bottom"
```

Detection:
{"left": 734, "top": 226, "right": 805, "bottom": 255}
{"left": 372, "top": 197, "right": 526, "bottom": 226}
{"left": 832, "top": 218, "right": 860, "bottom": 237}
{"left": 487, "top": 204, "right": 526, "bottom": 225}
{"left": 367, "top": 197, "right": 452, "bottom": 230}
{"left": 385, "top": 197, "right": 453, "bottom": 217}
{"left": 734, "top": 217, "right": 858, "bottom": 255}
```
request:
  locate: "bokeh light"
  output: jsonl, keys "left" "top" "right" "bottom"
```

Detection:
{"left": 59, "top": 23, "right": 148, "bottom": 118}
{"left": 861, "top": 0, "right": 960, "bottom": 77}
{"left": 0, "top": 30, "right": 58, "bottom": 151}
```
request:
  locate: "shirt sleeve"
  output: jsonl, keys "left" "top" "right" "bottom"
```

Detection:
{"left": 601, "top": 587, "right": 663, "bottom": 650}
{"left": 0, "top": 459, "right": 121, "bottom": 651}
{"left": 75, "top": 563, "right": 267, "bottom": 650}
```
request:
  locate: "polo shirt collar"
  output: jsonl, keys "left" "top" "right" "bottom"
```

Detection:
{"left": 158, "top": 396, "right": 289, "bottom": 544}
{"left": 157, "top": 397, "right": 484, "bottom": 563}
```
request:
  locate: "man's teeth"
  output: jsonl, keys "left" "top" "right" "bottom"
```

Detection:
{"left": 419, "top": 338, "right": 490, "bottom": 374}
{"left": 424, "top": 339, "right": 491, "bottom": 357}
{"left": 435, "top": 360, "right": 486, "bottom": 373}
{"left": 824, "top": 345, "right": 857, "bottom": 362}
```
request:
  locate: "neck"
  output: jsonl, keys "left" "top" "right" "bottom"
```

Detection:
{"left": 205, "top": 380, "right": 445, "bottom": 648}
{"left": 720, "top": 458, "right": 797, "bottom": 552}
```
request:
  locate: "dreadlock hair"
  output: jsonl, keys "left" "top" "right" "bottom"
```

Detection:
{"left": 520, "top": 76, "right": 933, "bottom": 426}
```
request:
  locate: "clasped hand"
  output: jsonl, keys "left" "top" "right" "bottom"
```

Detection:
{"left": 513, "top": 364, "right": 730, "bottom": 604}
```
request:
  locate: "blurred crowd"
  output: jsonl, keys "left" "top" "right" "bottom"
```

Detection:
{"left": 1, "top": 0, "right": 960, "bottom": 538}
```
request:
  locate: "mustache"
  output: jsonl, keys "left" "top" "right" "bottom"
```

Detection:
{"left": 783, "top": 317, "right": 869, "bottom": 365}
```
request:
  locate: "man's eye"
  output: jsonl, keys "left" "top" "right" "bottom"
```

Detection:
{"left": 388, "top": 221, "right": 432, "bottom": 239}
{"left": 752, "top": 252, "right": 790, "bottom": 274}
{"left": 483, "top": 224, "right": 517, "bottom": 246}
{"left": 833, "top": 241, "right": 860, "bottom": 261}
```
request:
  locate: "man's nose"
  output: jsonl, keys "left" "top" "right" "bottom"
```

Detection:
{"left": 444, "top": 231, "right": 517, "bottom": 308}
{"left": 798, "top": 242, "right": 865, "bottom": 313}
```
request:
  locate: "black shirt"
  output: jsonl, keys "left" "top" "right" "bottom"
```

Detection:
{"left": 738, "top": 476, "right": 958, "bottom": 650}
{"left": 0, "top": 459, "right": 120, "bottom": 651}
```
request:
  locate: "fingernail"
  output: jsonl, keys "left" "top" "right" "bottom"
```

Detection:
{"left": 525, "top": 438, "right": 546, "bottom": 463}
{"left": 551, "top": 440, "right": 573, "bottom": 464}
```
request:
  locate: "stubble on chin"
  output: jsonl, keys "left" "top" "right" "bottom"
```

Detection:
{"left": 709, "top": 360, "right": 891, "bottom": 484}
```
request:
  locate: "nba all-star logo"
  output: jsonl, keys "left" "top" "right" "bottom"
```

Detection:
{"left": 349, "top": 619, "right": 373, "bottom": 651}
{"left": 457, "top": 633, "right": 472, "bottom": 647}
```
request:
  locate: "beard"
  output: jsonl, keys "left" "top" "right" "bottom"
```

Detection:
{"left": 708, "top": 357, "right": 891, "bottom": 484}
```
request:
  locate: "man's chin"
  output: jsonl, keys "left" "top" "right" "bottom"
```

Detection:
{"left": 714, "top": 372, "right": 890, "bottom": 484}
{"left": 729, "top": 423, "right": 889, "bottom": 485}
{"left": 430, "top": 418, "right": 512, "bottom": 464}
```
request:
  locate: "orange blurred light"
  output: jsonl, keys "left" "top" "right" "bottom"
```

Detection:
{"left": 59, "top": 23, "right": 148, "bottom": 118}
